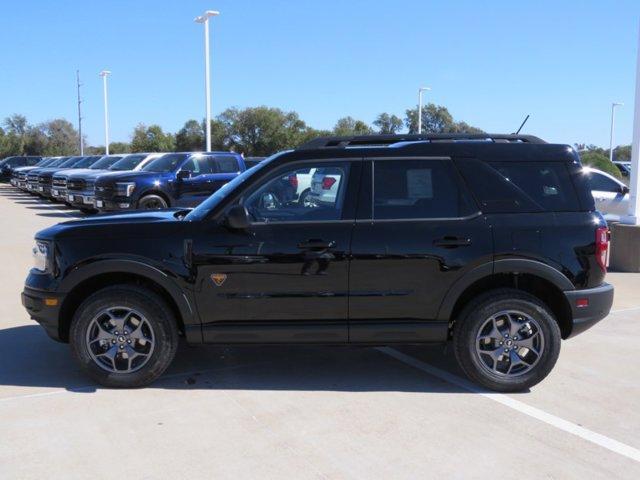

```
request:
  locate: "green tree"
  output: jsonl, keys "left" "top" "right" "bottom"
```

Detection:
{"left": 3, "top": 114, "right": 29, "bottom": 154}
{"left": 39, "top": 119, "right": 80, "bottom": 155}
{"left": 579, "top": 150, "right": 622, "bottom": 179}
{"left": 333, "top": 116, "right": 373, "bottom": 136}
{"left": 0, "top": 127, "right": 22, "bottom": 157}
{"left": 108, "top": 142, "right": 131, "bottom": 154}
{"left": 130, "top": 124, "right": 175, "bottom": 153}
{"left": 405, "top": 103, "right": 483, "bottom": 134}
{"left": 175, "top": 119, "right": 205, "bottom": 151}
{"left": 612, "top": 145, "right": 631, "bottom": 162}
{"left": 373, "top": 113, "right": 404, "bottom": 134}
{"left": 216, "top": 106, "right": 311, "bottom": 156}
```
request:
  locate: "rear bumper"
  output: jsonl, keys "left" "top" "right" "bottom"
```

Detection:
{"left": 22, "top": 285, "right": 65, "bottom": 342}
{"left": 564, "top": 283, "right": 614, "bottom": 338}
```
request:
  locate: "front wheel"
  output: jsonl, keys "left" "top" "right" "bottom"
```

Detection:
{"left": 70, "top": 285, "right": 179, "bottom": 388}
{"left": 137, "top": 194, "right": 168, "bottom": 210}
{"left": 453, "top": 289, "right": 561, "bottom": 392}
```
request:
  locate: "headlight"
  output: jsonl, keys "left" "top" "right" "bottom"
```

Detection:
{"left": 32, "top": 240, "right": 51, "bottom": 272}
{"left": 115, "top": 182, "right": 136, "bottom": 197}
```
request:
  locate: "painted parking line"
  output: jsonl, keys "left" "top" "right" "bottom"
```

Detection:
{"left": 379, "top": 347, "right": 640, "bottom": 464}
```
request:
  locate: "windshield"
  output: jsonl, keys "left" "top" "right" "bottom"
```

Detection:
{"left": 36, "top": 158, "right": 53, "bottom": 167}
{"left": 71, "top": 156, "right": 99, "bottom": 168}
{"left": 90, "top": 155, "right": 122, "bottom": 170}
{"left": 59, "top": 156, "right": 85, "bottom": 167}
{"left": 109, "top": 154, "right": 147, "bottom": 171}
{"left": 185, "top": 152, "right": 287, "bottom": 221}
{"left": 46, "top": 157, "right": 67, "bottom": 167}
{"left": 141, "top": 153, "right": 189, "bottom": 173}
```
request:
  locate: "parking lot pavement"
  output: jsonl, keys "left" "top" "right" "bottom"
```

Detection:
{"left": 1, "top": 182, "right": 639, "bottom": 479}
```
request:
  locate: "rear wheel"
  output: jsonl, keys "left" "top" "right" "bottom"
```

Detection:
{"left": 70, "top": 285, "right": 179, "bottom": 388}
{"left": 138, "top": 194, "right": 168, "bottom": 210}
{"left": 453, "top": 289, "right": 561, "bottom": 392}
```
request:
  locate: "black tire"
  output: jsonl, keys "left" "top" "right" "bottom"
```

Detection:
{"left": 79, "top": 207, "right": 95, "bottom": 214}
{"left": 453, "top": 289, "right": 561, "bottom": 392}
{"left": 137, "top": 194, "right": 168, "bottom": 210}
{"left": 69, "top": 285, "right": 179, "bottom": 388}
{"left": 298, "top": 188, "right": 311, "bottom": 206}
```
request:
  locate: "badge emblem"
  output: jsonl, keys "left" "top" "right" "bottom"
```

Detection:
{"left": 210, "top": 273, "right": 227, "bottom": 286}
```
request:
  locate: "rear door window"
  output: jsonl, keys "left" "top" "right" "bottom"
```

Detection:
{"left": 215, "top": 156, "right": 240, "bottom": 173}
{"left": 456, "top": 159, "right": 580, "bottom": 213}
{"left": 373, "top": 159, "right": 477, "bottom": 219}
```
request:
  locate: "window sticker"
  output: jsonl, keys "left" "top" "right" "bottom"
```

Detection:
{"left": 406, "top": 169, "right": 433, "bottom": 199}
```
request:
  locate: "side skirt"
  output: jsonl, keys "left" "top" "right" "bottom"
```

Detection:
{"left": 190, "top": 321, "right": 449, "bottom": 344}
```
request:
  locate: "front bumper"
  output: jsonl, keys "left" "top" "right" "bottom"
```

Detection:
{"left": 22, "top": 285, "right": 65, "bottom": 342}
{"left": 51, "top": 187, "right": 68, "bottom": 201}
{"left": 68, "top": 190, "right": 95, "bottom": 208}
{"left": 564, "top": 283, "right": 614, "bottom": 338}
{"left": 93, "top": 195, "right": 135, "bottom": 211}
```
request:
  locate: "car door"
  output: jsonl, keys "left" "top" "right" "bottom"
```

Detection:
{"left": 586, "top": 170, "right": 628, "bottom": 220}
{"left": 348, "top": 157, "right": 493, "bottom": 343}
{"left": 191, "top": 159, "right": 360, "bottom": 343}
{"left": 174, "top": 156, "right": 205, "bottom": 207}
{"left": 207, "top": 154, "right": 242, "bottom": 192}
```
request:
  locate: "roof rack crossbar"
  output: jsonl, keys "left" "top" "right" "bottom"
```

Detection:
{"left": 297, "top": 133, "right": 546, "bottom": 149}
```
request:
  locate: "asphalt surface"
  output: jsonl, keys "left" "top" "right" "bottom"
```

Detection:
{"left": 1, "top": 183, "right": 639, "bottom": 479}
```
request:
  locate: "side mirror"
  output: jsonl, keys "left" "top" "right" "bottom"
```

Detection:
{"left": 226, "top": 204, "right": 250, "bottom": 230}
{"left": 622, "top": 185, "right": 630, "bottom": 195}
{"left": 177, "top": 170, "right": 191, "bottom": 180}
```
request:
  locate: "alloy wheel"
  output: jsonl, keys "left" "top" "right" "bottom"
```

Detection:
{"left": 475, "top": 310, "right": 544, "bottom": 377}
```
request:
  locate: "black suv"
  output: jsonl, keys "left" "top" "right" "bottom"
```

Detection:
{"left": 22, "top": 134, "right": 613, "bottom": 391}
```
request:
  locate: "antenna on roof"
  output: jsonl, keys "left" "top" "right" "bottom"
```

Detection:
{"left": 513, "top": 114, "right": 530, "bottom": 135}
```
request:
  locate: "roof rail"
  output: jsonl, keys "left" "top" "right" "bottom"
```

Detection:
{"left": 297, "top": 133, "right": 546, "bottom": 149}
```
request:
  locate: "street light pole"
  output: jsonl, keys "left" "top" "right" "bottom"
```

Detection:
{"left": 609, "top": 102, "right": 624, "bottom": 163}
{"left": 195, "top": 10, "right": 220, "bottom": 152}
{"left": 417, "top": 87, "right": 431, "bottom": 134}
{"left": 99, "top": 70, "right": 111, "bottom": 155}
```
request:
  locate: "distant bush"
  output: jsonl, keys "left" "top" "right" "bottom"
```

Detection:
{"left": 578, "top": 150, "right": 622, "bottom": 179}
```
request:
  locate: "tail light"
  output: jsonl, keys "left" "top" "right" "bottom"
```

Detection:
{"left": 595, "top": 227, "right": 609, "bottom": 272}
{"left": 322, "top": 177, "right": 336, "bottom": 190}
{"left": 288, "top": 174, "right": 298, "bottom": 189}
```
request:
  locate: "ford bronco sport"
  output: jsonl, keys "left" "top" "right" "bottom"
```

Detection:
{"left": 22, "top": 134, "right": 614, "bottom": 391}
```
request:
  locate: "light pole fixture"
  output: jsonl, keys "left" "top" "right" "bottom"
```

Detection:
{"left": 99, "top": 70, "right": 111, "bottom": 155}
{"left": 194, "top": 10, "right": 220, "bottom": 152}
{"left": 417, "top": 87, "right": 431, "bottom": 134}
{"left": 609, "top": 102, "right": 624, "bottom": 163}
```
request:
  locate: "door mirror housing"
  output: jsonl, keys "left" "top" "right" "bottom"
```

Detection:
{"left": 622, "top": 185, "right": 630, "bottom": 195}
{"left": 177, "top": 170, "right": 192, "bottom": 180}
{"left": 226, "top": 204, "right": 250, "bottom": 230}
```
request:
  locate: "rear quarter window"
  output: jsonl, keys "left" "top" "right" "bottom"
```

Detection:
{"left": 456, "top": 159, "right": 581, "bottom": 213}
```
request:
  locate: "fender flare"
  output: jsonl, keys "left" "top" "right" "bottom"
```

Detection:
{"left": 59, "top": 259, "right": 198, "bottom": 328}
{"left": 436, "top": 259, "right": 574, "bottom": 321}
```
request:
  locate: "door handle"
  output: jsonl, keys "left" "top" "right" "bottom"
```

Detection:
{"left": 433, "top": 236, "right": 472, "bottom": 248}
{"left": 297, "top": 239, "right": 336, "bottom": 250}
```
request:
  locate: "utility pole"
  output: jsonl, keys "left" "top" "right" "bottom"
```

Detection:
{"left": 76, "top": 70, "right": 84, "bottom": 155}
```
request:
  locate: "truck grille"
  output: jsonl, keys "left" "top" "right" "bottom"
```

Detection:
{"left": 52, "top": 177, "right": 67, "bottom": 187}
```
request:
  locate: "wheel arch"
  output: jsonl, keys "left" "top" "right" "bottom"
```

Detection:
{"left": 438, "top": 260, "right": 574, "bottom": 339}
{"left": 58, "top": 260, "right": 200, "bottom": 343}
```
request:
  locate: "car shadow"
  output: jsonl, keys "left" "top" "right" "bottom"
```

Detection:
{"left": 0, "top": 325, "right": 473, "bottom": 395}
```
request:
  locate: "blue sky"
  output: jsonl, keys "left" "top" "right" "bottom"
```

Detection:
{"left": 0, "top": 0, "right": 638, "bottom": 148}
